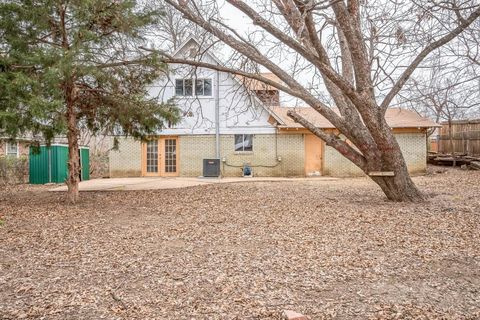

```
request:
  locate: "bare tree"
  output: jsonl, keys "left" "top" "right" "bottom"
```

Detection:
{"left": 150, "top": 3, "right": 212, "bottom": 51}
{"left": 157, "top": 0, "right": 480, "bottom": 202}
{"left": 399, "top": 10, "right": 480, "bottom": 162}
{"left": 400, "top": 53, "right": 480, "bottom": 165}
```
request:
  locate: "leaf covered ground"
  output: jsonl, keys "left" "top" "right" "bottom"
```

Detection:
{"left": 0, "top": 167, "right": 479, "bottom": 319}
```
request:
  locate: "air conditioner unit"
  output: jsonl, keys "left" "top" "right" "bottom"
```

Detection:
{"left": 203, "top": 159, "right": 220, "bottom": 177}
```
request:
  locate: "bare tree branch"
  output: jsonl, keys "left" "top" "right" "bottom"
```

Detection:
{"left": 381, "top": 6, "right": 480, "bottom": 110}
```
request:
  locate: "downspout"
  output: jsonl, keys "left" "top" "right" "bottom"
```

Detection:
{"left": 215, "top": 69, "right": 220, "bottom": 159}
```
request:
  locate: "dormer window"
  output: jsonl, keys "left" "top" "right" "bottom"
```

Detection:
{"left": 175, "top": 79, "right": 212, "bottom": 97}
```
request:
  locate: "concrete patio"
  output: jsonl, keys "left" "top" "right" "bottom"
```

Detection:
{"left": 48, "top": 176, "right": 339, "bottom": 192}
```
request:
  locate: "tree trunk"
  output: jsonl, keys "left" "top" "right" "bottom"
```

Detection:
{"left": 369, "top": 157, "right": 424, "bottom": 202}
{"left": 361, "top": 121, "right": 424, "bottom": 202}
{"left": 65, "top": 83, "right": 80, "bottom": 203}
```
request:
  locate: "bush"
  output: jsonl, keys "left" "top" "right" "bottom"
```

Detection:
{"left": 0, "top": 156, "right": 28, "bottom": 185}
{"left": 90, "top": 150, "right": 109, "bottom": 178}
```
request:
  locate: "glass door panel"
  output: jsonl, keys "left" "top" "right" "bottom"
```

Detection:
{"left": 164, "top": 139, "right": 177, "bottom": 173}
{"left": 146, "top": 140, "right": 158, "bottom": 173}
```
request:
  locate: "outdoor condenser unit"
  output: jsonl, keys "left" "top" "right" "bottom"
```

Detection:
{"left": 203, "top": 159, "right": 220, "bottom": 177}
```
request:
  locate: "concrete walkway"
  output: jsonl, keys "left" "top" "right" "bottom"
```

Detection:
{"left": 49, "top": 176, "right": 338, "bottom": 192}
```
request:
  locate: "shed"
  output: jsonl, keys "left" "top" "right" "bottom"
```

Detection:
{"left": 29, "top": 144, "right": 89, "bottom": 184}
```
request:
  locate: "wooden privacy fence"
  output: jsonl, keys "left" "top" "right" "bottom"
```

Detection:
{"left": 437, "top": 119, "right": 480, "bottom": 156}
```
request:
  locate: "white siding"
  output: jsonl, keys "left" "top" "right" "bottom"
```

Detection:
{"left": 147, "top": 39, "right": 276, "bottom": 136}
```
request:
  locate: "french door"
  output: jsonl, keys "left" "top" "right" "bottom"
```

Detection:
{"left": 142, "top": 137, "right": 179, "bottom": 176}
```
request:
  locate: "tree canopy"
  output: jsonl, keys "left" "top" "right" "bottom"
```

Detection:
{"left": 0, "top": 0, "right": 181, "bottom": 202}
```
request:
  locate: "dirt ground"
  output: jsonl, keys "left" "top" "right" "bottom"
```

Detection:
{"left": 0, "top": 166, "right": 479, "bottom": 320}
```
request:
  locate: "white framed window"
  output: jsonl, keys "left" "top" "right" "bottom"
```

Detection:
{"left": 175, "top": 79, "right": 193, "bottom": 96}
{"left": 195, "top": 79, "right": 212, "bottom": 96}
{"left": 6, "top": 141, "right": 19, "bottom": 158}
{"left": 234, "top": 134, "right": 253, "bottom": 152}
{"left": 175, "top": 78, "right": 212, "bottom": 97}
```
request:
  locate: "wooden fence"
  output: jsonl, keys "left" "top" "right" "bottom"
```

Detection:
{"left": 437, "top": 119, "right": 480, "bottom": 156}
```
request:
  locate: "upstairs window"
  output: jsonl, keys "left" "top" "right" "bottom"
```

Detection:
{"left": 234, "top": 134, "right": 253, "bottom": 152}
{"left": 175, "top": 79, "right": 193, "bottom": 96}
{"left": 175, "top": 78, "right": 212, "bottom": 97}
{"left": 195, "top": 79, "right": 212, "bottom": 96}
{"left": 6, "top": 141, "right": 19, "bottom": 157}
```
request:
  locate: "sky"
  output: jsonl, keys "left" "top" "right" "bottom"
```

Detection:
{"left": 160, "top": 1, "right": 480, "bottom": 117}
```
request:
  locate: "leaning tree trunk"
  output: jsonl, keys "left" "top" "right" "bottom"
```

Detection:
{"left": 65, "top": 83, "right": 80, "bottom": 203}
{"left": 288, "top": 109, "right": 425, "bottom": 202}
{"left": 361, "top": 119, "right": 425, "bottom": 202}
{"left": 368, "top": 149, "right": 424, "bottom": 202}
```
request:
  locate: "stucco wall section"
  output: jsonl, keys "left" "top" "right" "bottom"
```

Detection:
{"left": 178, "top": 134, "right": 304, "bottom": 177}
{"left": 109, "top": 137, "right": 142, "bottom": 177}
{"left": 323, "top": 133, "right": 427, "bottom": 177}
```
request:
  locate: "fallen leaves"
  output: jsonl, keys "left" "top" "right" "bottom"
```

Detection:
{"left": 0, "top": 166, "right": 479, "bottom": 319}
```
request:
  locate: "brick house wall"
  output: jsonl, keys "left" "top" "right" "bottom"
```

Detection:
{"left": 109, "top": 132, "right": 427, "bottom": 178}
{"left": 108, "top": 137, "right": 142, "bottom": 177}
{"left": 323, "top": 132, "right": 427, "bottom": 177}
{"left": 179, "top": 134, "right": 304, "bottom": 177}
{"left": 0, "top": 140, "right": 30, "bottom": 158}
{"left": 109, "top": 134, "right": 305, "bottom": 177}
{"left": 0, "top": 140, "right": 30, "bottom": 184}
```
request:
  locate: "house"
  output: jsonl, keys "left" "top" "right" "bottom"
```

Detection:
{"left": 0, "top": 138, "right": 31, "bottom": 184}
{"left": 0, "top": 136, "right": 93, "bottom": 184}
{"left": 0, "top": 138, "right": 30, "bottom": 159}
{"left": 109, "top": 37, "right": 439, "bottom": 178}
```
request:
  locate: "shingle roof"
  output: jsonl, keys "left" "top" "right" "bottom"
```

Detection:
{"left": 270, "top": 107, "right": 440, "bottom": 128}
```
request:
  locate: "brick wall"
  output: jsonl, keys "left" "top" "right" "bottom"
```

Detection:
{"left": 323, "top": 144, "right": 364, "bottom": 177}
{"left": 395, "top": 133, "right": 428, "bottom": 173}
{"left": 0, "top": 140, "right": 30, "bottom": 184}
{"left": 178, "top": 135, "right": 216, "bottom": 176}
{"left": 323, "top": 132, "right": 427, "bottom": 177}
{"left": 0, "top": 140, "right": 30, "bottom": 158}
{"left": 108, "top": 133, "right": 427, "bottom": 178}
{"left": 108, "top": 137, "right": 142, "bottom": 177}
{"left": 179, "top": 134, "right": 304, "bottom": 177}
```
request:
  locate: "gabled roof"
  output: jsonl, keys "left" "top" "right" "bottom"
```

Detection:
{"left": 172, "top": 35, "right": 223, "bottom": 65}
{"left": 172, "top": 36, "right": 284, "bottom": 125}
{"left": 271, "top": 107, "right": 441, "bottom": 129}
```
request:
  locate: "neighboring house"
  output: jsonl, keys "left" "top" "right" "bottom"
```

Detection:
{"left": 0, "top": 138, "right": 31, "bottom": 184}
{"left": 0, "top": 138, "right": 30, "bottom": 159}
{"left": 109, "top": 37, "right": 439, "bottom": 178}
{"left": 0, "top": 137, "right": 91, "bottom": 184}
